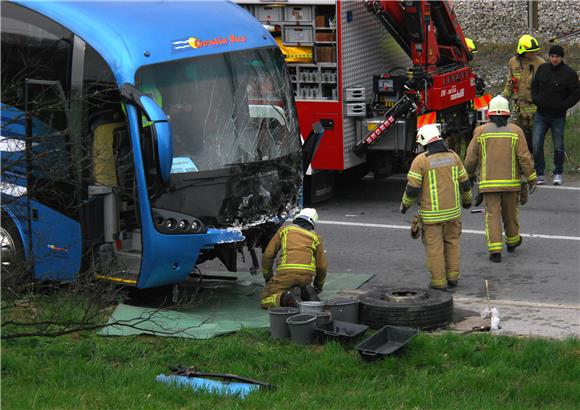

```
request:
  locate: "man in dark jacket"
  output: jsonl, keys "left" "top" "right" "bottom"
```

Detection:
{"left": 531, "top": 44, "right": 580, "bottom": 185}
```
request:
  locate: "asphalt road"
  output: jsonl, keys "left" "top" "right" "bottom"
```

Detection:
{"left": 315, "top": 175, "right": 580, "bottom": 306}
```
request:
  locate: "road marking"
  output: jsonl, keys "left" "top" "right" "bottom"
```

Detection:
{"left": 453, "top": 297, "right": 580, "bottom": 310}
{"left": 537, "top": 185, "right": 580, "bottom": 191}
{"left": 318, "top": 220, "right": 580, "bottom": 242}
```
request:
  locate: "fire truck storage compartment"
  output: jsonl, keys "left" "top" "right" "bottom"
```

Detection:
{"left": 284, "top": 26, "right": 314, "bottom": 44}
{"left": 285, "top": 6, "right": 313, "bottom": 22}
{"left": 255, "top": 5, "right": 283, "bottom": 22}
{"left": 358, "top": 119, "right": 415, "bottom": 152}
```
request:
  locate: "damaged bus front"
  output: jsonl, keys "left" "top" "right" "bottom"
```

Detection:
{"left": 1, "top": 1, "right": 321, "bottom": 289}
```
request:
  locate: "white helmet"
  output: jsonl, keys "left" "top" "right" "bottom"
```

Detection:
{"left": 488, "top": 95, "right": 510, "bottom": 116}
{"left": 294, "top": 208, "right": 318, "bottom": 227}
{"left": 416, "top": 124, "right": 442, "bottom": 146}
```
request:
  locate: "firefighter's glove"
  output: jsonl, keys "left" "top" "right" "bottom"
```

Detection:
{"left": 520, "top": 182, "right": 529, "bottom": 205}
{"left": 410, "top": 214, "right": 422, "bottom": 240}
{"left": 400, "top": 203, "right": 409, "bottom": 214}
{"left": 475, "top": 193, "right": 484, "bottom": 207}
{"left": 469, "top": 175, "right": 477, "bottom": 188}
{"left": 528, "top": 179, "right": 537, "bottom": 194}
{"left": 313, "top": 279, "right": 323, "bottom": 294}
{"left": 263, "top": 272, "right": 273, "bottom": 284}
{"left": 462, "top": 200, "right": 472, "bottom": 210}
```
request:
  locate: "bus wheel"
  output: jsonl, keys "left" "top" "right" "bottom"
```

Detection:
{"left": 359, "top": 287, "right": 453, "bottom": 330}
{"left": 1, "top": 217, "right": 28, "bottom": 293}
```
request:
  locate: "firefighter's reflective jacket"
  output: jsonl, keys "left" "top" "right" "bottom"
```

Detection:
{"left": 262, "top": 224, "right": 327, "bottom": 285}
{"left": 464, "top": 122, "right": 536, "bottom": 193}
{"left": 502, "top": 54, "right": 545, "bottom": 111}
{"left": 403, "top": 151, "right": 471, "bottom": 224}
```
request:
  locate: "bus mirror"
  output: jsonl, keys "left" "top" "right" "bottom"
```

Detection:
{"left": 302, "top": 121, "right": 325, "bottom": 174}
{"left": 120, "top": 83, "right": 173, "bottom": 184}
{"left": 139, "top": 95, "right": 173, "bottom": 183}
{"left": 151, "top": 119, "right": 173, "bottom": 184}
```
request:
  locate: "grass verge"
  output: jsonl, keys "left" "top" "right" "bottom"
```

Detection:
{"left": 2, "top": 329, "right": 579, "bottom": 409}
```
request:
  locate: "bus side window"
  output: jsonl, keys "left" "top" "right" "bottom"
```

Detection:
{"left": 1, "top": 2, "right": 76, "bottom": 216}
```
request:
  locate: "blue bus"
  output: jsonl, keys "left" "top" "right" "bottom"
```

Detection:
{"left": 1, "top": 1, "right": 322, "bottom": 289}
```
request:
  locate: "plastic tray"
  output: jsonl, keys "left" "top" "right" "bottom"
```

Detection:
{"left": 315, "top": 320, "right": 368, "bottom": 343}
{"left": 355, "top": 325, "right": 419, "bottom": 361}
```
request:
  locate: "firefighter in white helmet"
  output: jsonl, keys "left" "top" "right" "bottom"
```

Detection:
{"left": 260, "top": 208, "right": 328, "bottom": 308}
{"left": 502, "top": 34, "right": 545, "bottom": 152}
{"left": 400, "top": 124, "right": 473, "bottom": 290}
{"left": 464, "top": 95, "right": 536, "bottom": 263}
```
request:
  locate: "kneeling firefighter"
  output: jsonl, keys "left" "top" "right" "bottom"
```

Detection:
{"left": 260, "top": 208, "right": 328, "bottom": 308}
{"left": 400, "top": 125, "right": 473, "bottom": 290}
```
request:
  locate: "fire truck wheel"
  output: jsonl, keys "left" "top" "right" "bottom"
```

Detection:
{"left": 359, "top": 287, "right": 453, "bottom": 330}
{"left": 0, "top": 215, "right": 28, "bottom": 291}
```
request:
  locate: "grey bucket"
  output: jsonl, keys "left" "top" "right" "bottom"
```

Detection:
{"left": 299, "top": 300, "right": 326, "bottom": 314}
{"left": 269, "top": 307, "right": 299, "bottom": 339}
{"left": 327, "top": 299, "right": 359, "bottom": 323}
{"left": 286, "top": 313, "right": 317, "bottom": 345}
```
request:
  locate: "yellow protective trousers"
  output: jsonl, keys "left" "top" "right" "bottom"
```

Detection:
{"left": 484, "top": 191, "right": 520, "bottom": 254}
{"left": 512, "top": 103, "right": 536, "bottom": 152}
{"left": 260, "top": 271, "right": 313, "bottom": 309}
{"left": 421, "top": 219, "right": 462, "bottom": 288}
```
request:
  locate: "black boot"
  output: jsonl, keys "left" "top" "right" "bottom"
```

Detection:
{"left": 489, "top": 253, "right": 502, "bottom": 263}
{"left": 280, "top": 286, "right": 303, "bottom": 307}
{"left": 507, "top": 236, "right": 523, "bottom": 253}
{"left": 429, "top": 284, "right": 447, "bottom": 292}
{"left": 447, "top": 280, "right": 458, "bottom": 288}
{"left": 302, "top": 285, "right": 320, "bottom": 302}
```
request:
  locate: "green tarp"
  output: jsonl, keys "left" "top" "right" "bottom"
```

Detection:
{"left": 99, "top": 272, "right": 373, "bottom": 339}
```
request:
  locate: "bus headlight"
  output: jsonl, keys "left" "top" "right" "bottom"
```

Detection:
{"left": 165, "top": 218, "right": 177, "bottom": 230}
{"left": 178, "top": 220, "right": 189, "bottom": 231}
{"left": 190, "top": 220, "right": 202, "bottom": 233}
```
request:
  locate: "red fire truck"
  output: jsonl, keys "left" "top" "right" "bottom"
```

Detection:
{"left": 236, "top": 0, "right": 488, "bottom": 201}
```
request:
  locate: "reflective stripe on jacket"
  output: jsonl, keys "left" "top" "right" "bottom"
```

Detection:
{"left": 403, "top": 151, "right": 470, "bottom": 224}
{"left": 464, "top": 122, "right": 536, "bottom": 193}
{"left": 262, "top": 224, "right": 328, "bottom": 284}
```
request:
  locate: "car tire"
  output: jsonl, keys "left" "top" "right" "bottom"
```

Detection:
{"left": 359, "top": 287, "right": 453, "bottom": 330}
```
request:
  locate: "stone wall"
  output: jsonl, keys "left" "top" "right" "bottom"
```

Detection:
{"left": 453, "top": 0, "right": 580, "bottom": 93}
{"left": 454, "top": 0, "right": 580, "bottom": 45}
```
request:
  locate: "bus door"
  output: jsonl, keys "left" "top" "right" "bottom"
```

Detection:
{"left": 23, "top": 79, "right": 82, "bottom": 281}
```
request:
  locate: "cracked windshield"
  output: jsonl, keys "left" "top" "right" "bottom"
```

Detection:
{"left": 135, "top": 47, "right": 300, "bottom": 174}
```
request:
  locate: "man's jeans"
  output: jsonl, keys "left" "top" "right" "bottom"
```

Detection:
{"left": 532, "top": 113, "right": 566, "bottom": 176}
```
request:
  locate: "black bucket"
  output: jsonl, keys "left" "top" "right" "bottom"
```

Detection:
{"left": 269, "top": 307, "right": 299, "bottom": 339}
{"left": 286, "top": 313, "right": 317, "bottom": 345}
{"left": 315, "top": 311, "right": 333, "bottom": 327}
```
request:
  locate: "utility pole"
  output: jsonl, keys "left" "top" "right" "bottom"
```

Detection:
{"left": 527, "top": 0, "right": 539, "bottom": 35}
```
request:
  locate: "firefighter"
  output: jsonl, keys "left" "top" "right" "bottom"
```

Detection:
{"left": 400, "top": 124, "right": 473, "bottom": 290}
{"left": 465, "top": 37, "right": 478, "bottom": 55}
{"left": 260, "top": 208, "right": 328, "bottom": 308}
{"left": 464, "top": 95, "right": 536, "bottom": 263}
{"left": 501, "top": 34, "right": 545, "bottom": 152}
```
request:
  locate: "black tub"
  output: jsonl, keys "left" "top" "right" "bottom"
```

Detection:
{"left": 355, "top": 325, "right": 419, "bottom": 361}
{"left": 315, "top": 320, "right": 368, "bottom": 344}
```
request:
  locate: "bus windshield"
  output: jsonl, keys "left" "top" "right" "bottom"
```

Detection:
{"left": 135, "top": 47, "right": 300, "bottom": 173}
